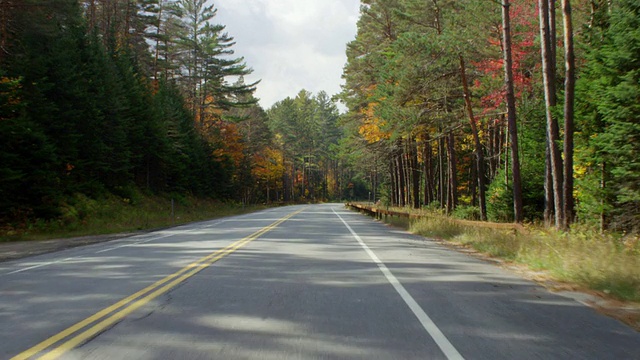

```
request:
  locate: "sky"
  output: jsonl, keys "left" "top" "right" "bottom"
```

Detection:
{"left": 213, "top": 0, "right": 361, "bottom": 110}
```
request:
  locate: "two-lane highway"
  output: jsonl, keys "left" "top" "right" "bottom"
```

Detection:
{"left": 1, "top": 204, "right": 638, "bottom": 359}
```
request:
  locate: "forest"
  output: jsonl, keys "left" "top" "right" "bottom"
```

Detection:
{"left": 339, "top": 0, "right": 639, "bottom": 232}
{"left": 0, "top": 0, "right": 357, "bottom": 231}
{"left": 0, "top": 0, "right": 638, "bottom": 235}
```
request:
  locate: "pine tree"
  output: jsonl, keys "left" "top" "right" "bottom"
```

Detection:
{"left": 577, "top": 0, "right": 640, "bottom": 232}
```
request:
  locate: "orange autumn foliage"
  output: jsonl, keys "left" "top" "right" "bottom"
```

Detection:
{"left": 358, "top": 99, "right": 390, "bottom": 143}
{"left": 252, "top": 147, "right": 285, "bottom": 185}
{"left": 208, "top": 120, "right": 245, "bottom": 167}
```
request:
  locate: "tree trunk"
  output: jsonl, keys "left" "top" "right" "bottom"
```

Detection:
{"left": 89, "top": 0, "right": 97, "bottom": 30}
{"left": 502, "top": 0, "right": 524, "bottom": 223}
{"left": 496, "top": 118, "right": 504, "bottom": 180}
{"left": 460, "top": 55, "right": 487, "bottom": 220}
{"left": 539, "top": 0, "right": 565, "bottom": 227}
{"left": 561, "top": 0, "right": 575, "bottom": 230}
{"left": 424, "top": 138, "right": 433, "bottom": 205}
{"left": 549, "top": 0, "right": 557, "bottom": 77}
{"left": 438, "top": 135, "right": 446, "bottom": 208}
{"left": 390, "top": 159, "right": 397, "bottom": 206}
{"left": 544, "top": 147, "right": 554, "bottom": 226}
{"left": 403, "top": 148, "right": 411, "bottom": 206}
{"left": 446, "top": 131, "right": 457, "bottom": 214}
{"left": 283, "top": 160, "right": 290, "bottom": 202}
{"left": 504, "top": 116, "right": 509, "bottom": 186}
{"left": 153, "top": 5, "right": 163, "bottom": 81}
{"left": 411, "top": 140, "right": 420, "bottom": 209}
{"left": 488, "top": 120, "right": 500, "bottom": 179}
{"left": 470, "top": 161, "right": 477, "bottom": 206}
{"left": 397, "top": 153, "right": 406, "bottom": 207}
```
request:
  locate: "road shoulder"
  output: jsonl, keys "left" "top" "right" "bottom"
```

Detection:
{"left": 0, "top": 233, "right": 139, "bottom": 262}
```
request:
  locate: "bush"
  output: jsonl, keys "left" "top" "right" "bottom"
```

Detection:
{"left": 111, "top": 185, "right": 141, "bottom": 205}
{"left": 486, "top": 174, "right": 514, "bottom": 222}
{"left": 453, "top": 205, "right": 481, "bottom": 220}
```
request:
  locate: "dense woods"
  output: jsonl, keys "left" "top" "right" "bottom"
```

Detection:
{"left": 339, "top": 0, "right": 639, "bottom": 233}
{"left": 0, "top": 0, "right": 356, "bottom": 228}
{"left": 0, "top": 0, "right": 638, "bottom": 235}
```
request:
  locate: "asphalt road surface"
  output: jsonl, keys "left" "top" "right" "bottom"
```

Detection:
{"left": 1, "top": 204, "right": 638, "bottom": 359}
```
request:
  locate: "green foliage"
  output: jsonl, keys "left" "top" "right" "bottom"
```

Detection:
{"left": 267, "top": 90, "right": 343, "bottom": 202}
{"left": 453, "top": 205, "right": 482, "bottom": 221}
{"left": 576, "top": 0, "right": 640, "bottom": 232}
{"left": 0, "top": 0, "right": 242, "bottom": 226}
{"left": 1, "top": 193, "right": 269, "bottom": 242}
{"left": 487, "top": 166, "right": 545, "bottom": 223}
{"left": 486, "top": 172, "right": 514, "bottom": 222}
{"left": 174, "top": 0, "right": 258, "bottom": 117}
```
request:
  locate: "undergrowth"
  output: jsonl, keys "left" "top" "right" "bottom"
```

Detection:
{"left": 1, "top": 193, "right": 269, "bottom": 242}
{"left": 376, "top": 208, "right": 640, "bottom": 303}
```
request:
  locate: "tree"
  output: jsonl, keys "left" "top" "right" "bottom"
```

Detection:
{"left": 267, "top": 90, "right": 343, "bottom": 202}
{"left": 577, "top": 0, "right": 640, "bottom": 232}
{"left": 175, "top": 0, "right": 257, "bottom": 126}
{"left": 501, "top": 0, "right": 524, "bottom": 223}
{"left": 460, "top": 54, "right": 487, "bottom": 220}
{"left": 538, "top": 0, "right": 564, "bottom": 227}
{"left": 561, "top": 0, "right": 576, "bottom": 229}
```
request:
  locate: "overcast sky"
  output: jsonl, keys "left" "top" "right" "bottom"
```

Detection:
{"left": 214, "top": 0, "right": 361, "bottom": 110}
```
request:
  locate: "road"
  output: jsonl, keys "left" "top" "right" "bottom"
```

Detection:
{"left": 0, "top": 204, "right": 638, "bottom": 359}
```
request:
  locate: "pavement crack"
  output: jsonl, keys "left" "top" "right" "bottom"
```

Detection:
{"left": 76, "top": 317, "right": 126, "bottom": 348}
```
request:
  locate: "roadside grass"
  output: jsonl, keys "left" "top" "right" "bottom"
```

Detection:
{"left": 366, "top": 206, "right": 640, "bottom": 303}
{"left": 0, "top": 193, "right": 270, "bottom": 242}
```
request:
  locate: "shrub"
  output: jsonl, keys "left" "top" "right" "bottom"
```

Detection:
{"left": 453, "top": 205, "right": 481, "bottom": 220}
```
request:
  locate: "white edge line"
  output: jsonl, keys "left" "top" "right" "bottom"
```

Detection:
{"left": 332, "top": 208, "right": 464, "bottom": 360}
{"left": 5, "top": 257, "right": 76, "bottom": 275}
{"left": 94, "top": 234, "right": 174, "bottom": 253}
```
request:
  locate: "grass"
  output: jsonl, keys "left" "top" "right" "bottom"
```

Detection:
{"left": 365, "top": 205, "right": 640, "bottom": 303}
{"left": 0, "top": 193, "right": 271, "bottom": 242}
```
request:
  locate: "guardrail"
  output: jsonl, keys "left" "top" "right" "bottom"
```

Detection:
{"left": 346, "top": 203, "right": 527, "bottom": 235}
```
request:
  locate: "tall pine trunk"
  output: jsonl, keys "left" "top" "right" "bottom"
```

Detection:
{"left": 438, "top": 136, "right": 446, "bottom": 209}
{"left": 423, "top": 137, "right": 433, "bottom": 205}
{"left": 390, "top": 159, "right": 397, "bottom": 206}
{"left": 397, "top": 153, "right": 406, "bottom": 207}
{"left": 539, "top": 0, "right": 565, "bottom": 227}
{"left": 460, "top": 55, "right": 487, "bottom": 220}
{"left": 446, "top": 131, "right": 457, "bottom": 214}
{"left": 502, "top": 0, "right": 524, "bottom": 223}
{"left": 540, "top": 0, "right": 556, "bottom": 226}
{"left": 561, "top": 0, "right": 575, "bottom": 230}
{"left": 410, "top": 139, "right": 420, "bottom": 209}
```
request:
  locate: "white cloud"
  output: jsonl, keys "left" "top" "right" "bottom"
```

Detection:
{"left": 213, "top": 0, "right": 360, "bottom": 109}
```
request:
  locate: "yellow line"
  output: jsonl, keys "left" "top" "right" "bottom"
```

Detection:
{"left": 11, "top": 208, "right": 303, "bottom": 360}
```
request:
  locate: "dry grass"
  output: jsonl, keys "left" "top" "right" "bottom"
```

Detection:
{"left": 408, "top": 214, "right": 640, "bottom": 302}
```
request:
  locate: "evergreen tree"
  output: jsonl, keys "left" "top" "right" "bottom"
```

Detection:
{"left": 174, "top": 0, "right": 257, "bottom": 125}
{"left": 577, "top": 0, "right": 640, "bottom": 231}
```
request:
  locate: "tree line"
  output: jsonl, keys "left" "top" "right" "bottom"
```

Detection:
{"left": 1, "top": 0, "right": 637, "bottom": 234}
{"left": 339, "top": 0, "right": 639, "bottom": 232}
{"left": 0, "top": 0, "right": 353, "bottom": 226}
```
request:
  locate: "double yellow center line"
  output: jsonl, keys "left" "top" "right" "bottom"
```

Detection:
{"left": 12, "top": 208, "right": 304, "bottom": 360}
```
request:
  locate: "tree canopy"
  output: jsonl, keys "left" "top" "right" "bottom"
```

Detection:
{"left": 0, "top": 0, "right": 638, "bottom": 234}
